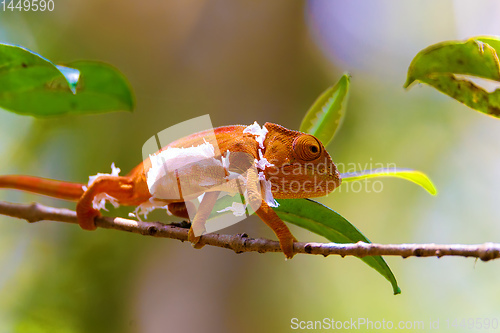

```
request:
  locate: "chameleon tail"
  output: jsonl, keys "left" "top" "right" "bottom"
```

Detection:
{"left": 0, "top": 175, "right": 84, "bottom": 201}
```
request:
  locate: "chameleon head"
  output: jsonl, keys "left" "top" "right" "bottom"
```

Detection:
{"left": 261, "top": 123, "right": 342, "bottom": 199}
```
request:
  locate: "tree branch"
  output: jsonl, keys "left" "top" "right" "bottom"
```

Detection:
{"left": 0, "top": 200, "right": 499, "bottom": 261}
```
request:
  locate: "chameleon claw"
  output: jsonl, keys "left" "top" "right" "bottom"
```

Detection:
{"left": 188, "top": 227, "right": 205, "bottom": 249}
{"left": 280, "top": 236, "right": 298, "bottom": 259}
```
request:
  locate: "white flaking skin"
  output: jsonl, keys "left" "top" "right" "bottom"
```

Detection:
{"left": 83, "top": 163, "right": 121, "bottom": 211}
{"left": 146, "top": 141, "right": 228, "bottom": 200}
{"left": 243, "top": 121, "right": 268, "bottom": 149}
{"left": 129, "top": 197, "right": 171, "bottom": 221}
{"left": 258, "top": 171, "right": 278, "bottom": 207}
{"left": 144, "top": 142, "right": 247, "bottom": 220}
{"left": 217, "top": 202, "right": 247, "bottom": 216}
{"left": 255, "top": 149, "right": 273, "bottom": 170}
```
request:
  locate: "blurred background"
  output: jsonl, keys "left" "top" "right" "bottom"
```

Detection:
{"left": 1, "top": 0, "right": 500, "bottom": 332}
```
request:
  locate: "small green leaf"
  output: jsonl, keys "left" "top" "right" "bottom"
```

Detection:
{"left": 300, "top": 74, "right": 350, "bottom": 146}
{"left": 275, "top": 198, "right": 401, "bottom": 295}
{"left": 341, "top": 168, "right": 437, "bottom": 195}
{"left": 0, "top": 43, "right": 134, "bottom": 116}
{"left": 404, "top": 38, "right": 500, "bottom": 87}
{"left": 404, "top": 36, "right": 500, "bottom": 117}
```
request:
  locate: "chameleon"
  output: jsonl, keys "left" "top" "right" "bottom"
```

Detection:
{"left": 0, "top": 122, "right": 341, "bottom": 258}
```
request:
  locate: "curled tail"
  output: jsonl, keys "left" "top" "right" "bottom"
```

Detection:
{"left": 0, "top": 175, "right": 84, "bottom": 201}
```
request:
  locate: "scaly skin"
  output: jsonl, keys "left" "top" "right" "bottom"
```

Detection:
{"left": 0, "top": 123, "right": 341, "bottom": 258}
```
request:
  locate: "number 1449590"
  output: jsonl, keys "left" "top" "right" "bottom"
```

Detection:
{"left": 1, "top": 0, "right": 54, "bottom": 11}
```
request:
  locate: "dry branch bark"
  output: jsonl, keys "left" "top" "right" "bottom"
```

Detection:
{"left": 1, "top": 200, "right": 499, "bottom": 261}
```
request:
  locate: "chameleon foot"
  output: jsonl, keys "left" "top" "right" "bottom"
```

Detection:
{"left": 188, "top": 227, "right": 205, "bottom": 249}
{"left": 76, "top": 204, "right": 101, "bottom": 231}
{"left": 280, "top": 235, "right": 298, "bottom": 259}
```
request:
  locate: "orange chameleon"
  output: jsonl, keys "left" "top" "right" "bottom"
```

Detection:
{"left": 0, "top": 122, "right": 341, "bottom": 258}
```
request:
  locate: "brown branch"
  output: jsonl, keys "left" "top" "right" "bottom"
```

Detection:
{"left": 0, "top": 200, "right": 499, "bottom": 261}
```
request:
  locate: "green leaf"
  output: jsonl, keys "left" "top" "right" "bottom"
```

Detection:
{"left": 0, "top": 43, "right": 134, "bottom": 116}
{"left": 404, "top": 36, "right": 500, "bottom": 117}
{"left": 206, "top": 195, "right": 400, "bottom": 294}
{"left": 341, "top": 168, "right": 437, "bottom": 195}
{"left": 404, "top": 38, "right": 500, "bottom": 87}
{"left": 300, "top": 74, "right": 350, "bottom": 146}
{"left": 274, "top": 198, "right": 401, "bottom": 295}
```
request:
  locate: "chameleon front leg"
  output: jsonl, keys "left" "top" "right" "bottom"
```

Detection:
{"left": 76, "top": 175, "right": 134, "bottom": 230}
{"left": 246, "top": 167, "right": 297, "bottom": 259}
{"left": 255, "top": 202, "right": 297, "bottom": 259}
{"left": 187, "top": 191, "right": 220, "bottom": 248}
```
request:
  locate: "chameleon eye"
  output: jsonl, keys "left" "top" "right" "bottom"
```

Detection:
{"left": 293, "top": 135, "right": 322, "bottom": 161}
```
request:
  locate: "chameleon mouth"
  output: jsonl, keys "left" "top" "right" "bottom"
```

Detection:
{"left": 333, "top": 168, "right": 342, "bottom": 187}
{"left": 327, "top": 168, "right": 342, "bottom": 192}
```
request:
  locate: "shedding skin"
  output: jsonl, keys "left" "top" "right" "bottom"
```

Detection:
{"left": 0, "top": 123, "right": 341, "bottom": 259}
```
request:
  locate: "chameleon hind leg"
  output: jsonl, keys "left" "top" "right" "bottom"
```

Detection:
{"left": 167, "top": 201, "right": 196, "bottom": 220}
{"left": 76, "top": 176, "right": 135, "bottom": 230}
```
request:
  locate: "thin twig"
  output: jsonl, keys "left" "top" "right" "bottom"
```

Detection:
{"left": 0, "top": 200, "right": 499, "bottom": 261}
